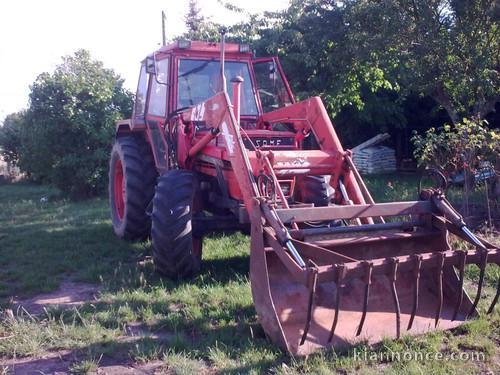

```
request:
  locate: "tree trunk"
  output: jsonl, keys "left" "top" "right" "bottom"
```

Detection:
{"left": 474, "top": 95, "right": 499, "bottom": 120}
{"left": 430, "top": 84, "right": 459, "bottom": 125}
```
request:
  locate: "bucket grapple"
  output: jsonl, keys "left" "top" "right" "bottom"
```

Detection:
{"left": 110, "top": 38, "right": 499, "bottom": 356}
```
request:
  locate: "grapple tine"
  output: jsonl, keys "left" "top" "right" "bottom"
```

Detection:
{"left": 389, "top": 257, "right": 401, "bottom": 339}
{"left": 487, "top": 276, "right": 500, "bottom": 314}
{"left": 328, "top": 263, "right": 346, "bottom": 343}
{"left": 434, "top": 252, "right": 445, "bottom": 327}
{"left": 452, "top": 250, "right": 467, "bottom": 321}
{"left": 300, "top": 260, "right": 319, "bottom": 346}
{"left": 407, "top": 254, "right": 422, "bottom": 331}
{"left": 356, "top": 260, "right": 373, "bottom": 336}
{"left": 468, "top": 248, "right": 489, "bottom": 318}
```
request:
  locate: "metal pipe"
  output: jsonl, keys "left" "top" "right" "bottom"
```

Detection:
{"left": 300, "top": 261, "right": 318, "bottom": 345}
{"left": 161, "top": 11, "right": 166, "bottom": 46}
{"left": 452, "top": 250, "right": 467, "bottom": 321}
{"left": 434, "top": 252, "right": 445, "bottom": 327}
{"left": 468, "top": 248, "right": 489, "bottom": 317}
{"left": 220, "top": 28, "right": 227, "bottom": 93}
{"left": 431, "top": 193, "right": 487, "bottom": 250}
{"left": 356, "top": 260, "right": 373, "bottom": 336}
{"left": 338, "top": 178, "right": 362, "bottom": 225}
{"left": 345, "top": 154, "right": 384, "bottom": 223}
{"left": 487, "top": 277, "right": 500, "bottom": 314}
{"left": 291, "top": 221, "right": 418, "bottom": 239}
{"left": 188, "top": 128, "right": 219, "bottom": 158}
{"left": 345, "top": 154, "right": 385, "bottom": 219}
{"left": 286, "top": 240, "right": 306, "bottom": 268}
{"left": 314, "top": 248, "right": 500, "bottom": 283}
{"left": 461, "top": 226, "right": 487, "bottom": 250}
{"left": 231, "top": 76, "right": 244, "bottom": 125}
{"left": 328, "top": 263, "right": 345, "bottom": 342}
{"left": 261, "top": 203, "right": 305, "bottom": 267}
{"left": 261, "top": 154, "right": 299, "bottom": 230}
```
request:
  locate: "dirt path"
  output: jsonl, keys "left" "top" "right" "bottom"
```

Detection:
{"left": 12, "top": 280, "right": 100, "bottom": 315}
{"left": 2, "top": 352, "right": 165, "bottom": 374}
{"left": 2, "top": 281, "right": 174, "bottom": 374}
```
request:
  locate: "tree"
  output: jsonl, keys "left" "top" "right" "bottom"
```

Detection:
{"left": 347, "top": 0, "right": 499, "bottom": 123}
{"left": 185, "top": 0, "right": 204, "bottom": 36}
{"left": 0, "top": 111, "right": 26, "bottom": 166}
{"left": 183, "top": 0, "right": 220, "bottom": 41}
{"left": 6, "top": 50, "right": 133, "bottom": 198}
{"left": 244, "top": 0, "right": 405, "bottom": 147}
{"left": 252, "top": 1, "right": 396, "bottom": 113}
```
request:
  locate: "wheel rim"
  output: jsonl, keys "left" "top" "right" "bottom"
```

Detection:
{"left": 114, "top": 159, "right": 125, "bottom": 221}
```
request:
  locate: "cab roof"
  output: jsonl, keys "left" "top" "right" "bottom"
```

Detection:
{"left": 147, "top": 40, "right": 253, "bottom": 60}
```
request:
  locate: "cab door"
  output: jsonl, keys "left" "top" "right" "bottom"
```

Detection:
{"left": 145, "top": 56, "right": 170, "bottom": 173}
{"left": 252, "top": 58, "right": 295, "bottom": 113}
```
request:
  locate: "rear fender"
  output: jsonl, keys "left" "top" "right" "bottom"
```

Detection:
{"left": 115, "top": 119, "right": 146, "bottom": 136}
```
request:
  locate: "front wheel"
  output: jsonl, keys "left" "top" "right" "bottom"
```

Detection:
{"left": 151, "top": 170, "right": 202, "bottom": 278}
{"left": 109, "top": 135, "right": 157, "bottom": 241}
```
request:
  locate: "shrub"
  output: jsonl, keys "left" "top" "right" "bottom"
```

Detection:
{"left": 0, "top": 50, "right": 133, "bottom": 198}
{"left": 411, "top": 118, "right": 499, "bottom": 179}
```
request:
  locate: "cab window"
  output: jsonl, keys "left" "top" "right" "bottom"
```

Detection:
{"left": 134, "top": 65, "right": 149, "bottom": 117}
{"left": 148, "top": 58, "right": 169, "bottom": 117}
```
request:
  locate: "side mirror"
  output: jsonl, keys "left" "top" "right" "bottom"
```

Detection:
{"left": 146, "top": 57, "right": 156, "bottom": 74}
{"left": 146, "top": 55, "right": 168, "bottom": 86}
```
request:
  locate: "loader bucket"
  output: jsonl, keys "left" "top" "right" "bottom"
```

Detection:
{"left": 249, "top": 198, "right": 500, "bottom": 356}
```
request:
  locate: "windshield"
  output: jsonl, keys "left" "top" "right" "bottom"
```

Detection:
{"left": 178, "top": 59, "right": 258, "bottom": 115}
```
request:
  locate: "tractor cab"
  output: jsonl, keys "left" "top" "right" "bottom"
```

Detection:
{"left": 117, "top": 39, "right": 303, "bottom": 176}
{"left": 131, "top": 40, "right": 294, "bottom": 124}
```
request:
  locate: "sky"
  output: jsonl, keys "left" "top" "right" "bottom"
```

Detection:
{"left": 0, "top": 0, "right": 289, "bottom": 120}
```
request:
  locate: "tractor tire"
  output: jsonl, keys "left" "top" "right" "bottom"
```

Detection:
{"left": 298, "top": 175, "right": 331, "bottom": 207}
{"left": 109, "top": 135, "right": 157, "bottom": 241}
{"left": 151, "top": 170, "right": 202, "bottom": 278}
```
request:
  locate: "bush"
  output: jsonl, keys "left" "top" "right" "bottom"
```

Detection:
{"left": 0, "top": 111, "right": 25, "bottom": 166}
{"left": 0, "top": 50, "right": 133, "bottom": 198}
{"left": 411, "top": 118, "right": 499, "bottom": 178}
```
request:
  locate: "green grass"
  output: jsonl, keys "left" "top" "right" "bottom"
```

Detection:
{"left": 69, "top": 356, "right": 101, "bottom": 374}
{"left": 0, "top": 179, "right": 498, "bottom": 373}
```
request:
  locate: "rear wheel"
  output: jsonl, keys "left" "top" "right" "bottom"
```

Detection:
{"left": 109, "top": 135, "right": 157, "bottom": 240}
{"left": 151, "top": 170, "right": 202, "bottom": 278}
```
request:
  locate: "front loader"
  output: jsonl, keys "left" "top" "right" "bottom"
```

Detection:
{"left": 109, "top": 35, "right": 499, "bottom": 356}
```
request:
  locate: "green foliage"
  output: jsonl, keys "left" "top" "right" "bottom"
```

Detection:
{"left": 412, "top": 119, "right": 500, "bottom": 175}
{"left": 348, "top": 0, "right": 499, "bottom": 123}
{"left": 182, "top": 0, "right": 221, "bottom": 41}
{"left": 211, "top": 1, "right": 421, "bottom": 144}
{"left": 0, "top": 111, "right": 26, "bottom": 165}
{"left": 263, "top": 0, "right": 499, "bottom": 124}
{"left": 252, "top": 1, "right": 396, "bottom": 115}
{"left": 181, "top": 0, "right": 498, "bottom": 143}
{"left": 181, "top": 0, "right": 261, "bottom": 43}
{"left": 0, "top": 50, "right": 133, "bottom": 198}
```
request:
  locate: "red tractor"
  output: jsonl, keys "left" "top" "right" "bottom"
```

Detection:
{"left": 109, "top": 35, "right": 499, "bottom": 355}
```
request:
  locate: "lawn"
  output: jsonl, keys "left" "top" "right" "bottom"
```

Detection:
{"left": 0, "top": 176, "right": 498, "bottom": 374}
